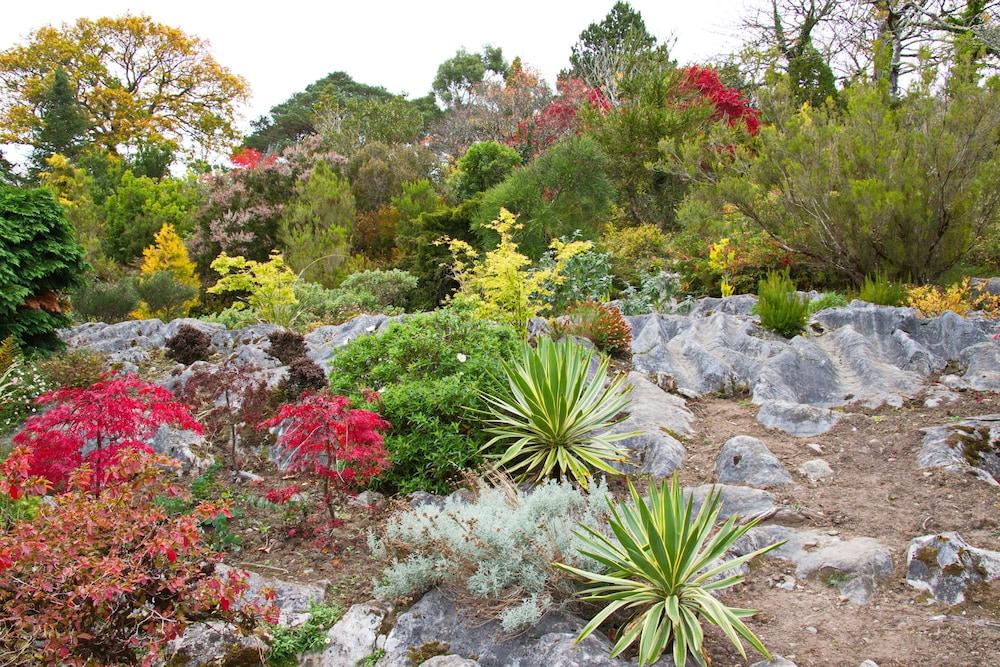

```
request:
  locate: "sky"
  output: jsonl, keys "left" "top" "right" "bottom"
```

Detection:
{"left": 0, "top": 0, "right": 752, "bottom": 133}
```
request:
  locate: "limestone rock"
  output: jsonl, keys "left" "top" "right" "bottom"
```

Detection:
{"left": 716, "top": 436, "right": 792, "bottom": 488}
{"left": 302, "top": 600, "right": 393, "bottom": 666}
{"left": 148, "top": 424, "right": 213, "bottom": 476}
{"left": 164, "top": 621, "right": 266, "bottom": 667}
{"left": 684, "top": 484, "right": 776, "bottom": 521}
{"left": 906, "top": 532, "right": 1000, "bottom": 605}
{"left": 606, "top": 372, "right": 692, "bottom": 477}
{"left": 798, "top": 458, "right": 833, "bottom": 483}
{"left": 918, "top": 416, "right": 1000, "bottom": 486}
{"left": 756, "top": 400, "right": 841, "bottom": 437}
{"left": 750, "top": 657, "right": 798, "bottom": 667}
{"left": 422, "top": 657, "right": 481, "bottom": 667}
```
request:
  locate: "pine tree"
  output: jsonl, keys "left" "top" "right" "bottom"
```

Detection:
{"left": 30, "top": 68, "right": 89, "bottom": 175}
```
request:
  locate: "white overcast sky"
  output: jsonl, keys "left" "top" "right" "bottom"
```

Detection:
{"left": 1, "top": 0, "right": 754, "bottom": 132}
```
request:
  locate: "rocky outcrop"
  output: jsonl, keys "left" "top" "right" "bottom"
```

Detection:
{"left": 906, "top": 533, "right": 1000, "bottom": 605}
{"left": 918, "top": 415, "right": 1000, "bottom": 485}
{"left": 301, "top": 600, "right": 393, "bottom": 666}
{"left": 716, "top": 436, "right": 793, "bottom": 488}
{"left": 606, "top": 372, "right": 693, "bottom": 477}
{"left": 627, "top": 301, "right": 1000, "bottom": 436}
{"left": 377, "top": 588, "right": 635, "bottom": 667}
{"left": 148, "top": 424, "right": 213, "bottom": 476}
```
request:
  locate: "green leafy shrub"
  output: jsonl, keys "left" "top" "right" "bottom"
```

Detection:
{"left": 327, "top": 309, "right": 519, "bottom": 493}
{"left": 165, "top": 325, "right": 212, "bottom": 365}
{"left": 618, "top": 271, "right": 681, "bottom": 315}
{"left": 555, "top": 475, "right": 782, "bottom": 667}
{"left": 481, "top": 337, "right": 635, "bottom": 488}
{"left": 806, "top": 292, "right": 848, "bottom": 315}
{"left": 71, "top": 277, "right": 140, "bottom": 323}
{"left": 207, "top": 252, "right": 298, "bottom": 326}
{"left": 0, "top": 356, "right": 49, "bottom": 434}
{"left": 600, "top": 221, "right": 670, "bottom": 289}
{"left": 859, "top": 271, "right": 906, "bottom": 306}
{"left": 370, "top": 476, "right": 612, "bottom": 632}
{"left": 540, "top": 242, "right": 613, "bottom": 313}
{"left": 449, "top": 140, "right": 522, "bottom": 201}
{"left": 338, "top": 269, "right": 418, "bottom": 309}
{"left": 0, "top": 183, "right": 88, "bottom": 350}
{"left": 291, "top": 271, "right": 419, "bottom": 327}
{"left": 474, "top": 136, "right": 616, "bottom": 259}
{"left": 102, "top": 170, "right": 199, "bottom": 264}
{"left": 754, "top": 271, "right": 809, "bottom": 337}
{"left": 267, "top": 603, "right": 342, "bottom": 666}
{"left": 135, "top": 270, "right": 198, "bottom": 321}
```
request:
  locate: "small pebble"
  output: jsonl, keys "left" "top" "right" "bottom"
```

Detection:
{"left": 805, "top": 626, "right": 818, "bottom": 635}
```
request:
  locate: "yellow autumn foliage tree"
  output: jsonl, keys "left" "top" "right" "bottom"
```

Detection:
{"left": 133, "top": 223, "right": 200, "bottom": 319}
{"left": 446, "top": 208, "right": 591, "bottom": 331}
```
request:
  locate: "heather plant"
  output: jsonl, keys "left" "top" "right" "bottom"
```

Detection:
{"left": 165, "top": 324, "right": 213, "bottom": 365}
{"left": 207, "top": 252, "right": 298, "bottom": 326}
{"left": 448, "top": 208, "right": 592, "bottom": 331}
{"left": 327, "top": 309, "right": 519, "bottom": 493}
{"left": 481, "top": 337, "right": 634, "bottom": 488}
{"left": 806, "top": 292, "right": 848, "bottom": 315}
{"left": 70, "top": 277, "right": 140, "bottom": 323}
{"left": 859, "top": 271, "right": 907, "bottom": 306}
{"left": 260, "top": 393, "right": 390, "bottom": 522}
{"left": 0, "top": 449, "right": 278, "bottom": 666}
{"left": 561, "top": 300, "right": 632, "bottom": 357}
{"left": 12, "top": 373, "right": 202, "bottom": 490}
{"left": 370, "top": 475, "right": 613, "bottom": 632}
{"left": 754, "top": 271, "right": 809, "bottom": 337}
{"left": 556, "top": 475, "right": 781, "bottom": 667}
{"left": 0, "top": 183, "right": 88, "bottom": 350}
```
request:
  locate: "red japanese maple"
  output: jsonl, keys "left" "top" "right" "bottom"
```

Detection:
{"left": 681, "top": 66, "right": 760, "bottom": 135}
{"left": 0, "top": 449, "right": 278, "bottom": 666}
{"left": 260, "top": 393, "right": 390, "bottom": 521}
{"left": 13, "top": 373, "right": 202, "bottom": 491}
{"left": 230, "top": 146, "right": 278, "bottom": 170}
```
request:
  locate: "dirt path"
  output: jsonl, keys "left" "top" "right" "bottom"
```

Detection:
{"left": 681, "top": 392, "right": 1000, "bottom": 666}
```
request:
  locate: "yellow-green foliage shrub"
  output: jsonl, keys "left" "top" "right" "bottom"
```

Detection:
{"left": 599, "top": 219, "right": 669, "bottom": 288}
{"left": 447, "top": 208, "right": 590, "bottom": 330}
{"left": 207, "top": 252, "right": 298, "bottom": 326}
{"left": 906, "top": 278, "right": 1000, "bottom": 318}
{"left": 133, "top": 223, "right": 200, "bottom": 319}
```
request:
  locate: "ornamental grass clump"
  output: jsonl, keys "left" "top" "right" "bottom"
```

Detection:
{"left": 370, "top": 474, "right": 612, "bottom": 632}
{"left": 555, "top": 474, "right": 783, "bottom": 667}
{"left": 859, "top": 271, "right": 906, "bottom": 306}
{"left": 480, "top": 336, "right": 636, "bottom": 489}
{"left": 754, "top": 270, "right": 809, "bottom": 337}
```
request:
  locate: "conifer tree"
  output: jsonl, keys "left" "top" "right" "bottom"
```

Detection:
{"left": 29, "top": 68, "right": 89, "bottom": 175}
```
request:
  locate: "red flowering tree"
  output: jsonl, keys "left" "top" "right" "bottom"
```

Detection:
{"left": 260, "top": 393, "right": 390, "bottom": 522}
{"left": 13, "top": 374, "right": 202, "bottom": 491}
{"left": 0, "top": 449, "right": 277, "bottom": 665}
{"left": 680, "top": 66, "right": 760, "bottom": 135}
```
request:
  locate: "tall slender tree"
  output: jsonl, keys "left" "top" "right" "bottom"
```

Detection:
{"left": 29, "top": 67, "right": 89, "bottom": 175}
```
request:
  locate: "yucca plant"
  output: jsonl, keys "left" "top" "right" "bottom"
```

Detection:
{"left": 480, "top": 336, "right": 636, "bottom": 489}
{"left": 555, "top": 475, "right": 783, "bottom": 667}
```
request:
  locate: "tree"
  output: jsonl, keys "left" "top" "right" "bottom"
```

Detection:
{"left": 346, "top": 142, "right": 437, "bottom": 212}
{"left": 568, "top": 1, "right": 672, "bottom": 106}
{"left": 506, "top": 78, "right": 601, "bottom": 160}
{"left": 29, "top": 67, "right": 89, "bottom": 174}
{"left": 0, "top": 183, "right": 88, "bottom": 351}
{"left": 433, "top": 46, "right": 509, "bottom": 106}
{"left": 260, "top": 393, "right": 389, "bottom": 522}
{"left": 279, "top": 161, "right": 356, "bottom": 287}
{"left": 449, "top": 141, "right": 522, "bottom": 201}
{"left": 668, "top": 76, "right": 1000, "bottom": 283}
{"left": 316, "top": 95, "right": 425, "bottom": 155}
{"left": 12, "top": 374, "right": 202, "bottom": 491}
{"left": 474, "top": 136, "right": 616, "bottom": 258}
{"left": 0, "top": 15, "right": 249, "bottom": 155}
{"left": 134, "top": 223, "right": 200, "bottom": 318}
{"left": 102, "top": 170, "right": 200, "bottom": 264}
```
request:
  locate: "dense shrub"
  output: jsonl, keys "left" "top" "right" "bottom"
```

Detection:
{"left": 135, "top": 270, "right": 198, "bottom": 321}
{"left": 70, "top": 277, "right": 140, "bottom": 323}
{"left": 561, "top": 301, "right": 632, "bottom": 357}
{"left": 166, "top": 324, "right": 213, "bottom": 365}
{"left": 267, "top": 329, "right": 308, "bottom": 365}
{"left": 281, "top": 356, "right": 328, "bottom": 397}
{"left": 859, "top": 271, "right": 906, "bottom": 306}
{"left": 806, "top": 292, "right": 848, "bottom": 315}
{"left": 346, "top": 142, "right": 437, "bottom": 212}
{"left": 449, "top": 141, "right": 522, "bottom": 201}
{"left": 0, "top": 355, "right": 49, "bottom": 434}
{"left": 0, "top": 183, "right": 88, "bottom": 350}
{"left": 448, "top": 208, "right": 592, "bottom": 330}
{"left": 371, "top": 476, "right": 612, "bottom": 631}
{"left": 540, "top": 243, "right": 613, "bottom": 313}
{"left": 473, "top": 136, "right": 616, "bottom": 258}
{"left": 755, "top": 271, "right": 809, "bottom": 337}
{"left": 13, "top": 374, "right": 202, "bottom": 490}
{"left": 207, "top": 252, "right": 298, "bottom": 326}
{"left": 339, "top": 269, "right": 418, "bottom": 309}
{"left": 327, "top": 309, "right": 519, "bottom": 493}
{"left": 0, "top": 449, "right": 276, "bottom": 665}
{"left": 599, "top": 221, "right": 670, "bottom": 288}
{"left": 102, "top": 170, "right": 199, "bottom": 264}
{"left": 36, "top": 348, "right": 105, "bottom": 389}
{"left": 905, "top": 278, "right": 994, "bottom": 318}
{"left": 618, "top": 270, "right": 681, "bottom": 315}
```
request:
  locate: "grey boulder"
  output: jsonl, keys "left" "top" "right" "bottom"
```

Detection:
{"left": 606, "top": 372, "right": 692, "bottom": 477}
{"left": 906, "top": 532, "right": 1000, "bottom": 605}
{"left": 918, "top": 416, "right": 1000, "bottom": 486}
{"left": 716, "top": 436, "right": 792, "bottom": 488}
